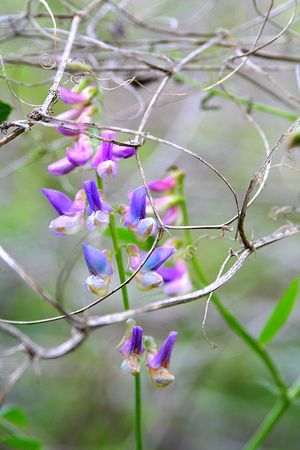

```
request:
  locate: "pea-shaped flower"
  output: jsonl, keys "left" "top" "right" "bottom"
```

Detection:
{"left": 83, "top": 243, "right": 113, "bottom": 297}
{"left": 147, "top": 331, "right": 177, "bottom": 387}
{"left": 129, "top": 246, "right": 176, "bottom": 291}
{"left": 42, "top": 188, "right": 86, "bottom": 235}
{"left": 92, "top": 130, "right": 135, "bottom": 181}
{"left": 158, "top": 259, "right": 192, "bottom": 296}
{"left": 82, "top": 180, "right": 112, "bottom": 230}
{"left": 124, "top": 186, "right": 158, "bottom": 240}
{"left": 119, "top": 323, "right": 145, "bottom": 376}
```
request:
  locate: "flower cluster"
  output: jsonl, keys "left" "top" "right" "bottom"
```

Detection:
{"left": 118, "top": 320, "right": 177, "bottom": 387}
{"left": 49, "top": 86, "right": 97, "bottom": 175}
{"left": 41, "top": 81, "right": 192, "bottom": 382}
{"left": 49, "top": 85, "right": 135, "bottom": 179}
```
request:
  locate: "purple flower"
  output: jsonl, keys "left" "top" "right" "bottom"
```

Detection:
{"left": 66, "top": 134, "right": 93, "bottom": 166}
{"left": 42, "top": 188, "right": 85, "bottom": 235}
{"left": 129, "top": 246, "right": 176, "bottom": 291}
{"left": 48, "top": 157, "right": 76, "bottom": 176}
{"left": 124, "top": 186, "right": 146, "bottom": 227}
{"left": 92, "top": 131, "right": 135, "bottom": 181}
{"left": 147, "top": 331, "right": 177, "bottom": 387}
{"left": 161, "top": 205, "right": 181, "bottom": 225}
{"left": 146, "top": 195, "right": 181, "bottom": 226}
{"left": 83, "top": 243, "right": 113, "bottom": 296}
{"left": 158, "top": 260, "right": 192, "bottom": 296}
{"left": 48, "top": 137, "right": 93, "bottom": 175}
{"left": 119, "top": 324, "right": 145, "bottom": 375}
{"left": 58, "top": 86, "right": 97, "bottom": 105}
{"left": 136, "top": 217, "right": 158, "bottom": 240}
{"left": 112, "top": 145, "right": 135, "bottom": 159}
{"left": 143, "top": 247, "right": 176, "bottom": 272}
{"left": 92, "top": 130, "right": 118, "bottom": 180}
{"left": 148, "top": 176, "right": 176, "bottom": 193}
{"left": 55, "top": 108, "right": 86, "bottom": 136}
{"left": 82, "top": 180, "right": 112, "bottom": 230}
{"left": 55, "top": 105, "right": 95, "bottom": 137}
{"left": 123, "top": 186, "right": 158, "bottom": 240}
{"left": 49, "top": 133, "right": 93, "bottom": 176}
{"left": 58, "top": 87, "right": 89, "bottom": 105}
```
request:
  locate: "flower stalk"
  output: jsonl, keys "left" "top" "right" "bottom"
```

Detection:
{"left": 178, "top": 173, "right": 288, "bottom": 448}
{"left": 97, "top": 175, "right": 143, "bottom": 450}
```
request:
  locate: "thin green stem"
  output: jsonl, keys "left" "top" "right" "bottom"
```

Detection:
{"left": 109, "top": 213, "right": 130, "bottom": 311}
{"left": 96, "top": 176, "right": 143, "bottom": 450}
{"left": 178, "top": 175, "right": 286, "bottom": 393}
{"left": 135, "top": 374, "right": 143, "bottom": 450}
{"left": 244, "top": 376, "right": 300, "bottom": 450}
{"left": 175, "top": 73, "right": 298, "bottom": 121}
{"left": 109, "top": 213, "right": 143, "bottom": 449}
{"left": 177, "top": 174, "right": 204, "bottom": 283}
{"left": 178, "top": 176, "right": 290, "bottom": 448}
{"left": 242, "top": 398, "right": 290, "bottom": 450}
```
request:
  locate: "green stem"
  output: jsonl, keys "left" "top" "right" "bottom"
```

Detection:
{"left": 177, "top": 175, "right": 204, "bottom": 283}
{"left": 242, "top": 397, "right": 290, "bottom": 450}
{"left": 97, "top": 176, "right": 143, "bottom": 450}
{"left": 135, "top": 374, "right": 143, "bottom": 450}
{"left": 109, "top": 213, "right": 130, "bottom": 311}
{"left": 178, "top": 175, "right": 286, "bottom": 392}
{"left": 175, "top": 73, "right": 298, "bottom": 121}
{"left": 178, "top": 176, "right": 289, "bottom": 447}
{"left": 109, "top": 214, "right": 143, "bottom": 450}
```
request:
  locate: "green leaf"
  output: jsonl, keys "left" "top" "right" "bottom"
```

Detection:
{"left": 0, "top": 100, "right": 12, "bottom": 122}
{"left": 0, "top": 406, "right": 28, "bottom": 428}
{"left": 104, "top": 226, "right": 153, "bottom": 250}
{"left": 2, "top": 435, "right": 43, "bottom": 450}
{"left": 259, "top": 277, "right": 300, "bottom": 346}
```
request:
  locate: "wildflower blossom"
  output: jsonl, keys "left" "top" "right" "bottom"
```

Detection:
{"left": 47, "top": 156, "right": 77, "bottom": 176}
{"left": 123, "top": 186, "right": 158, "bottom": 240}
{"left": 42, "top": 188, "right": 85, "bottom": 235}
{"left": 83, "top": 243, "right": 113, "bottom": 296}
{"left": 55, "top": 96, "right": 96, "bottom": 137}
{"left": 147, "top": 172, "right": 182, "bottom": 225}
{"left": 119, "top": 321, "right": 145, "bottom": 375}
{"left": 82, "top": 180, "right": 112, "bottom": 230}
{"left": 129, "top": 245, "right": 176, "bottom": 291}
{"left": 92, "top": 130, "right": 135, "bottom": 181}
{"left": 158, "top": 259, "right": 192, "bottom": 296}
{"left": 148, "top": 196, "right": 182, "bottom": 226}
{"left": 147, "top": 331, "right": 177, "bottom": 387}
{"left": 66, "top": 134, "right": 93, "bottom": 166}
{"left": 148, "top": 176, "right": 177, "bottom": 193}
{"left": 58, "top": 87, "right": 89, "bottom": 105}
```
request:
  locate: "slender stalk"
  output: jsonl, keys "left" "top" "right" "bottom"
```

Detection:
{"left": 135, "top": 374, "right": 143, "bottom": 450}
{"left": 108, "top": 211, "right": 143, "bottom": 450}
{"left": 178, "top": 175, "right": 286, "bottom": 393}
{"left": 177, "top": 174, "right": 204, "bottom": 283}
{"left": 109, "top": 213, "right": 130, "bottom": 311}
{"left": 178, "top": 176, "right": 290, "bottom": 447}
{"left": 175, "top": 73, "right": 298, "bottom": 121}
{"left": 242, "top": 369, "right": 300, "bottom": 449}
{"left": 242, "top": 397, "right": 290, "bottom": 450}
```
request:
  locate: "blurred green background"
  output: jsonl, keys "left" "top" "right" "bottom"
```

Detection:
{"left": 1, "top": 1, "right": 300, "bottom": 449}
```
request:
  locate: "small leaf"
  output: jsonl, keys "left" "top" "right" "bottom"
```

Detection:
{"left": 0, "top": 406, "right": 28, "bottom": 428}
{"left": 259, "top": 277, "right": 300, "bottom": 346}
{"left": 104, "top": 226, "right": 153, "bottom": 250}
{"left": 0, "top": 100, "right": 12, "bottom": 122}
{"left": 2, "top": 435, "right": 43, "bottom": 450}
